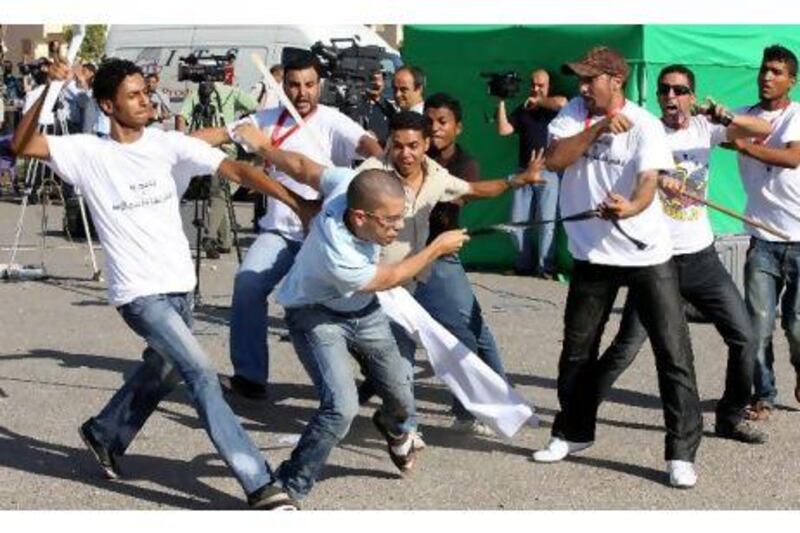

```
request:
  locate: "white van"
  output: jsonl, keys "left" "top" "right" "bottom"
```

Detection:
{"left": 104, "top": 25, "right": 402, "bottom": 112}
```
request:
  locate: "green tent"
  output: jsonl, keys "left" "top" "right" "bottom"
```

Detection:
{"left": 402, "top": 24, "right": 800, "bottom": 270}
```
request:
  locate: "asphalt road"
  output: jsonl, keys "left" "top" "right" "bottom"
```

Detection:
{"left": 1, "top": 200, "right": 799, "bottom": 510}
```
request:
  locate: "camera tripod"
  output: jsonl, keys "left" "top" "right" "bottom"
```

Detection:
{"left": 187, "top": 82, "right": 242, "bottom": 303}
{"left": 4, "top": 96, "right": 100, "bottom": 282}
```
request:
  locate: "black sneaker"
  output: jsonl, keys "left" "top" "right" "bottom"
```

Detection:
{"left": 247, "top": 484, "right": 299, "bottom": 510}
{"left": 371, "top": 410, "right": 417, "bottom": 473}
{"left": 78, "top": 419, "right": 122, "bottom": 479}
{"left": 219, "top": 374, "right": 268, "bottom": 401}
{"left": 714, "top": 420, "right": 768, "bottom": 444}
{"left": 202, "top": 238, "right": 221, "bottom": 259}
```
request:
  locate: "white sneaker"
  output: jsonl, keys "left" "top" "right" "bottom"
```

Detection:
{"left": 411, "top": 430, "right": 426, "bottom": 451}
{"left": 667, "top": 460, "right": 697, "bottom": 489}
{"left": 531, "top": 437, "right": 593, "bottom": 463}
{"left": 451, "top": 419, "right": 496, "bottom": 437}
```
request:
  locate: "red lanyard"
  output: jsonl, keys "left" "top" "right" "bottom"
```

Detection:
{"left": 270, "top": 108, "right": 316, "bottom": 148}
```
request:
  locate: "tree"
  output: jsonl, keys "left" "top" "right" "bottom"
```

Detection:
{"left": 63, "top": 25, "right": 107, "bottom": 63}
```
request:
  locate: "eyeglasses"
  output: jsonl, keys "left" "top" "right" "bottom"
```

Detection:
{"left": 363, "top": 211, "right": 405, "bottom": 228}
{"left": 657, "top": 83, "right": 692, "bottom": 96}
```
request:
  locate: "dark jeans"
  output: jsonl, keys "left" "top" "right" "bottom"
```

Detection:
{"left": 552, "top": 259, "right": 702, "bottom": 462}
{"left": 595, "top": 245, "right": 756, "bottom": 426}
{"left": 745, "top": 237, "right": 800, "bottom": 404}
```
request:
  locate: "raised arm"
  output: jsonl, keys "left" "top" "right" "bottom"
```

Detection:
{"left": 234, "top": 122, "right": 326, "bottom": 189}
{"left": 362, "top": 229, "right": 469, "bottom": 292}
{"left": 11, "top": 60, "right": 72, "bottom": 159}
{"left": 464, "top": 148, "right": 546, "bottom": 199}
{"left": 495, "top": 100, "right": 515, "bottom": 136}
{"left": 357, "top": 133, "right": 383, "bottom": 158}
{"left": 729, "top": 139, "right": 800, "bottom": 170}
{"left": 190, "top": 126, "right": 233, "bottom": 147}
{"left": 217, "top": 159, "right": 320, "bottom": 227}
{"left": 546, "top": 113, "right": 632, "bottom": 172}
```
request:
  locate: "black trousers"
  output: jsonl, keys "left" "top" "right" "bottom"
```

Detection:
{"left": 552, "top": 259, "right": 703, "bottom": 462}
{"left": 595, "top": 245, "right": 755, "bottom": 427}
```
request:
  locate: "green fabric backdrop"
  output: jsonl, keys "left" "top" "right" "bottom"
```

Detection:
{"left": 402, "top": 24, "right": 800, "bottom": 270}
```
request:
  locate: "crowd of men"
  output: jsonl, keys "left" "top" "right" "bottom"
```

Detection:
{"left": 6, "top": 39, "right": 800, "bottom": 509}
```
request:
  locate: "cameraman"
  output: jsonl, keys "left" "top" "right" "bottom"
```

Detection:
{"left": 176, "top": 62, "right": 258, "bottom": 259}
{"left": 363, "top": 68, "right": 393, "bottom": 146}
{"left": 496, "top": 69, "right": 566, "bottom": 278}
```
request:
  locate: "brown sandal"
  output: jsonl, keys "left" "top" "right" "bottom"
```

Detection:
{"left": 745, "top": 401, "right": 773, "bottom": 421}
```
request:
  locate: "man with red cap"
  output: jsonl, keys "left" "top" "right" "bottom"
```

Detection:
{"left": 531, "top": 46, "right": 703, "bottom": 489}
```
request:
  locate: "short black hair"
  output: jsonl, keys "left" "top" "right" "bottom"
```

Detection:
{"left": 424, "top": 92, "right": 463, "bottom": 123}
{"left": 93, "top": 58, "right": 143, "bottom": 109}
{"left": 284, "top": 50, "right": 322, "bottom": 78}
{"left": 347, "top": 168, "right": 404, "bottom": 212}
{"left": 395, "top": 65, "right": 425, "bottom": 89}
{"left": 657, "top": 64, "right": 696, "bottom": 92}
{"left": 389, "top": 110, "right": 432, "bottom": 138}
{"left": 763, "top": 44, "right": 798, "bottom": 77}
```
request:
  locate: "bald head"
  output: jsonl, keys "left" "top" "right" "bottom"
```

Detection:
{"left": 347, "top": 169, "right": 405, "bottom": 212}
{"left": 530, "top": 69, "right": 551, "bottom": 98}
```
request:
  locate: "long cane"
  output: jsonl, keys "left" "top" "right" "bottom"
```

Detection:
{"left": 678, "top": 189, "right": 791, "bottom": 241}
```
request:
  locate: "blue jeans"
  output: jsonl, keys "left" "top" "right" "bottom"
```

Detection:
{"left": 87, "top": 292, "right": 272, "bottom": 495}
{"left": 229, "top": 231, "right": 302, "bottom": 386}
{"left": 745, "top": 237, "right": 800, "bottom": 404}
{"left": 513, "top": 169, "right": 559, "bottom": 275}
{"left": 415, "top": 254, "right": 507, "bottom": 421}
{"left": 278, "top": 302, "right": 416, "bottom": 500}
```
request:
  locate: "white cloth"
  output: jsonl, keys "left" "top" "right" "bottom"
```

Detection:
{"left": 45, "top": 129, "right": 226, "bottom": 306}
{"left": 660, "top": 116, "right": 728, "bottom": 255}
{"left": 377, "top": 287, "right": 536, "bottom": 438}
{"left": 23, "top": 84, "right": 64, "bottom": 127}
{"left": 736, "top": 102, "right": 800, "bottom": 241}
{"left": 549, "top": 97, "right": 674, "bottom": 266}
{"left": 237, "top": 104, "right": 366, "bottom": 242}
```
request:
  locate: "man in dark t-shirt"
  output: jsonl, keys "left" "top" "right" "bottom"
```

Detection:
{"left": 496, "top": 69, "right": 566, "bottom": 278}
{"left": 421, "top": 92, "right": 509, "bottom": 437}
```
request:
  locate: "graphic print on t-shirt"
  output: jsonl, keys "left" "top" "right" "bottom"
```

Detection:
{"left": 660, "top": 150, "right": 708, "bottom": 222}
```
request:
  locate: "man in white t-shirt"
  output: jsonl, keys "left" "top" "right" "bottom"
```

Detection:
{"left": 11, "top": 58, "right": 316, "bottom": 510}
{"left": 192, "top": 50, "right": 382, "bottom": 400}
{"left": 531, "top": 47, "right": 703, "bottom": 489}
{"left": 591, "top": 64, "right": 771, "bottom": 445}
{"left": 728, "top": 45, "right": 800, "bottom": 421}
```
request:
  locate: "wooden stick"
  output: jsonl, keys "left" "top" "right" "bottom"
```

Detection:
{"left": 678, "top": 189, "right": 791, "bottom": 241}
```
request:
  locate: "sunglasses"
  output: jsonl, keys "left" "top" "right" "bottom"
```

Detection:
{"left": 657, "top": 83, "right": 692, "bottom": 96}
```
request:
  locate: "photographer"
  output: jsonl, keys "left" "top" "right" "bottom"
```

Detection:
{"left": 176, "top": 57, "right": 258, "bottom": 259}
{"left": 145, "top": 72, "right": 171, "bottom": 125}
{"left": 496, "top": 69, "right": 566, "bottom": 278}
{"left": 363, "top": 68, "right": 393, "bottom": 146}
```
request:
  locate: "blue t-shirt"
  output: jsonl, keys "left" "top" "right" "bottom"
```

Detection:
{"left": 276, "top": 167, "right": 380, "bottom": 312}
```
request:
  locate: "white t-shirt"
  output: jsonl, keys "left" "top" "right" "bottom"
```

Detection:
{"left": 549, "top": 98, "right": 674, "bottom": 266}
{"left": 45, "top": 129, "right": 226, "bottom": 306}
{"left": 736, "top": 102, "right": 800, "bottom": 241}
{"left": 239, "top": 104, "right": 366, "bottom": 242}
{"left": 660, "top": 116, "right": 728, "bottom": 255}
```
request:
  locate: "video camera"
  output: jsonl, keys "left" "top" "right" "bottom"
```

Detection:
{"left": 177, "top": 49, "right": 236, "bottom": 84}
{"left": 18, "top": 58, "right": 50, "bottom": 86}
{"left": 481, "top": 71, "right": 522, "bottom": 99}
{"left": 283, "top": 39, "right": 387, "bottom": 125}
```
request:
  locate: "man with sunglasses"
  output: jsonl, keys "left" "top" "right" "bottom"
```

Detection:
{"left": 591, "top": 64, "right": 771, "bottom": 445}
{"left": 532, "top": 47, "right": 704, "bottom": 488}
{"left": 729, "top": 45, "right": 800, "bottom": 422}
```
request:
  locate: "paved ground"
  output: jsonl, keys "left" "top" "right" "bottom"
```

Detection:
{"left": 1, "top": 199, "right": 799, "bottom": 510}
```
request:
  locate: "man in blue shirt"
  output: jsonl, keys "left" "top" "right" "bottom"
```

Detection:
{"left": 271, "top": 165, "right": 469, "bottom": 501}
